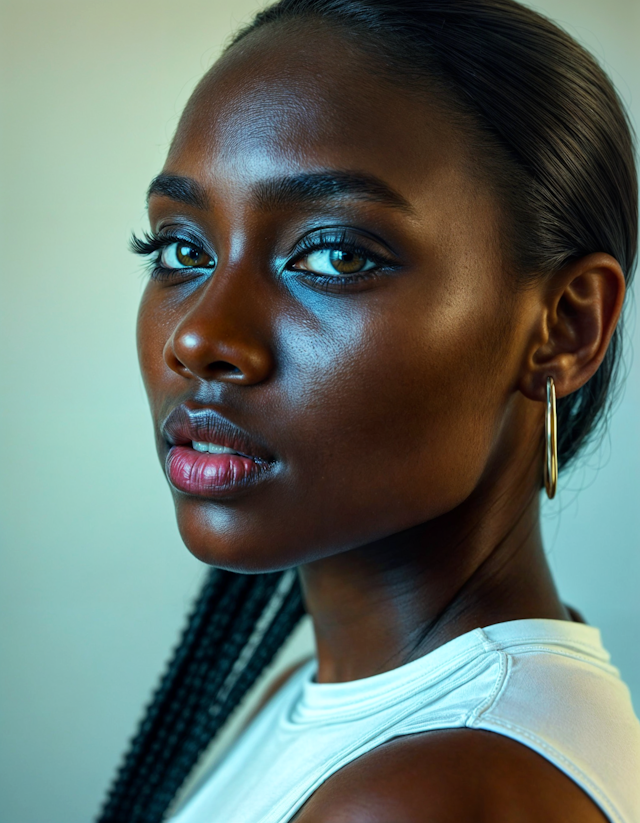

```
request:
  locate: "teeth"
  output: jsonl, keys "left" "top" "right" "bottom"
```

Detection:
{"left": 192, "top": 441, "right": 237, "bottom": 454}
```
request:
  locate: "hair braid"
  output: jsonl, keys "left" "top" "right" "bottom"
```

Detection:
{"left": 113, "top": 572, "right": 256, "bottom": 815}
{"left": 96, "top": 568, "right": 232, "bottom": 819}
{"left": 145, "top": 572, "right": 305, "bottom": 821}
{"left": 96, "top": 569, "right": 305, "bottom": 823}
{"left": 131, "top": 572, "right": 281, "bottom": 813}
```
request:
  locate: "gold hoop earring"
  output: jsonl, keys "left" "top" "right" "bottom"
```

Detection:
{"left": 544, "top": 376, "right": 558, "bottom": 499}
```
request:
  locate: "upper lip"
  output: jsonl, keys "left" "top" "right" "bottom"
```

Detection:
{"left": 162, "top": 405, "right": 275, "bottom": 463}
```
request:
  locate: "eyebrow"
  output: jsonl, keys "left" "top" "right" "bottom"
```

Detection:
{"left": 253, "top": 171, "right": 415, "bottom": 214}
{"left": 146, "top": 170, "right": 414, "bottom": 214}
{"left": 147, "top": 174, "right": 210, "bottom": 210}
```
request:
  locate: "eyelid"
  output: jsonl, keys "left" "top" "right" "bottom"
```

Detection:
{"left": 285, "top": 227, "right": 398, "bottom": 268}
{"left": 159, "top": 242, "right": 216, "bottom": 270}
{"left": 131, "top": 224, "right": 216, "bottom": 256}
{"left": 288, "top": 225, "right": 396, "bottom": 251}
{"left": 131, "top": 230, "right": 218, "bottom": 285}
{"left": 131, "top": 225, "right": 400, "bottom": 279}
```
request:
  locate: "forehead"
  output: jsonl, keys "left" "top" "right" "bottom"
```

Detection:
{"left": 164, "top": 21, "right": 475, "bottom": 208}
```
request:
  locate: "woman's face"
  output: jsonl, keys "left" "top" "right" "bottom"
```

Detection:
{"left": 137, "top": 22, "right": 537, "bottom": 571}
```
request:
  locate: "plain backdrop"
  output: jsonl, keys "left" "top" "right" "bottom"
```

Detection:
{"left": 0, "top": 1, "right": 638, "bottom": 821}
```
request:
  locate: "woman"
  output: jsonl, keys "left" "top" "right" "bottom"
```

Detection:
{"left": 98, "top": 0, "right": 639, "bottom": 821}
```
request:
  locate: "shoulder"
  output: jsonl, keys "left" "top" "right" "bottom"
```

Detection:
{"left": 292, "top": 728, "right": 609, "bottom": 823}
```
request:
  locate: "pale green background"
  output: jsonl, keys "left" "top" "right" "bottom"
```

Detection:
{"left": 0, "top": 1, "right": 638, "bottom": 821}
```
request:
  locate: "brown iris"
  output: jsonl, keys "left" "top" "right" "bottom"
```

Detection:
{"left": 328, "top": 249, "right": 367, "bottom": 273}
{"left": 176, "top": 244, "right": 212, "bottom": 267}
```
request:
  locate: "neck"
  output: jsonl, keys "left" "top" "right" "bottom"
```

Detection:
{"left": 298, "top": 468, "right": 569, "bottom": 684}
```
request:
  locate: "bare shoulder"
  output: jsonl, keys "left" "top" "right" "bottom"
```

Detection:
{"left": 292, "top": 728, "right": 609, "bottom": 823}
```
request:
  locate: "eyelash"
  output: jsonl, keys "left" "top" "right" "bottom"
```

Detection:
{"left": 130, "top": 228, "right": 396, "bottom": 290}
{"left": 285, "top": 230, "right": 395, "bottom": 291}
{"left": 129, "top": 231, "right": 210, "bottom": 282}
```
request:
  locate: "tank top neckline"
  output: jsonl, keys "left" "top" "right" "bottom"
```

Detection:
{"left": 170, "top": 615, "right": 639, "bottom": 823}
{"left": 293, "top": 618, "right": 606, "bottom": 723}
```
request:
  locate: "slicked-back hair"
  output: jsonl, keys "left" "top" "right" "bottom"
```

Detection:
{"left": 98, "top": 2, "right": 637, "bottom": 820}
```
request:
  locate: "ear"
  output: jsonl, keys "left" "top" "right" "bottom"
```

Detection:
{"left": 519, "top": 253, "right": 626, "bottom": 402}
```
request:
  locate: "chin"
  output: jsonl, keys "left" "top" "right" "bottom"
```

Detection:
{"left": 173, "top": 496, "right": 299, "bottom": 574}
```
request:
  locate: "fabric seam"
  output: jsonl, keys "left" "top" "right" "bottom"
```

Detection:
{"left": 466, "top": 647, "right": 510, "bottom": 726}
{"left": 491, "top": 646, "right": 619, "bottom": 676}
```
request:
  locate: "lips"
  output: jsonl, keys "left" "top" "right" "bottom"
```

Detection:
{"left": 161, "top": 405, "right": 275, "bottom": 497}
{"left": 163, "top": 405, "right": 274, "bottom": 462}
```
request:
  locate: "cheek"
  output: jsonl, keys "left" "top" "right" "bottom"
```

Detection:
{"left": 134, "top": 267, "right": 514, "bottom": 569}
{"left": 136, "top": 287, "right": 157, "bottom": 388}
{"left": 279, "top": 280, "right": 511, "bottom": 531}
{"left": 136, "top": 285, "right": 175, "bottom": 406}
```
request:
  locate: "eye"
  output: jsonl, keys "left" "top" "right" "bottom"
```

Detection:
{"left": 160, "top": 241, "right": 215, "bottom": 269}
{"left": 292, "top": 248, "right": 378, "bottom": 276}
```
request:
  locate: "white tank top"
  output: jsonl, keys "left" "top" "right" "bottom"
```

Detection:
{"left": 170, "top": 618, "right": 640, "bottom": 823}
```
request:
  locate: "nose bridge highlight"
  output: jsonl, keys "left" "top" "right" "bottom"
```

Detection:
{"left": 166, "top": 262, "right": 274, "bottom": 383}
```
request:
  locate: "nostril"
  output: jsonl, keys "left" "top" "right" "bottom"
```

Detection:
{"left": 207, "top": 361, "right": 243, "bottom": 378}
{"left": 165, "top": 324, "right": 274, "bottom": 384}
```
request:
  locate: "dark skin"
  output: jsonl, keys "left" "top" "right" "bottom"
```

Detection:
{"left": 137, "top": 21, "right": 624, "bottom": 823}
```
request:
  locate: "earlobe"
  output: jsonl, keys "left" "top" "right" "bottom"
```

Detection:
{"left": 521, "top": 253, "right": 625, "bottom": 403}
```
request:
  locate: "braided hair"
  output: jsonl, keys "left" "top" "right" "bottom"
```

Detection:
{"left": 99, "top": 0, "right": 637, "bottom": 819}
{"left": 97, "top": 570, "right": 305, "bottom": 822}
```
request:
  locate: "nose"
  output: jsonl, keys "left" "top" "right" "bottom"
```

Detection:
{"left": 164, "top": 269, "right": 276, "bottom": 385}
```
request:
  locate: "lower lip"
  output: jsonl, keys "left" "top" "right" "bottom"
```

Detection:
{"left": 166, "top": 446, "right": 271, "bottom": 497}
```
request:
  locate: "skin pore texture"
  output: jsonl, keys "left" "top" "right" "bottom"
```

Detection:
{"left": 136, "top": 20, "right": 624, "bottom": 823}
